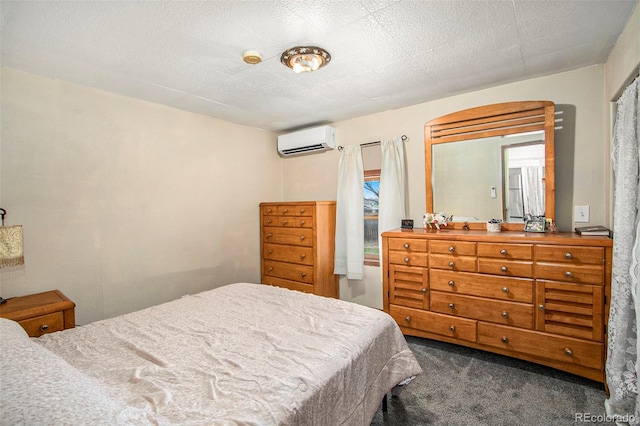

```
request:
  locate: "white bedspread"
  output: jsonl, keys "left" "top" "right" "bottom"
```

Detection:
{"left": 1, "top": 283, "right": 421, "bottom": 425}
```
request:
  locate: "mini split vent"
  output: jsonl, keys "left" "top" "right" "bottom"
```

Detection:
{"left": 277, "top": 125, "right": 335, "bottom": 157}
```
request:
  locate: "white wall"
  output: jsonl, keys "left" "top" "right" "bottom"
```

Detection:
{"left": 283, "top": 65, "right": 607, "bottom": 309}
{"left": 0, "top": 68, "right": 282, "bottom": 325}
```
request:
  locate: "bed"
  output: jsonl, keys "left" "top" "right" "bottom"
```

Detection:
{"left": 0, "top": 282, "right": 422, "bottom": 425}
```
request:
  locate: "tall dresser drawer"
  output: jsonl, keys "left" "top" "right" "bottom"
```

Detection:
{"left": 263, "top": 243, "right": 314, "bottom": 265}
{"left": 295, "top": 206, "right": 315, "bottom": 216}
{"left": 478, "top": 323, "right": 603, "bottom": 370}
{"left": 390, "top": 305, "right": 477, "bottom": 343}
{"left": 263, "top": 260, "right": 314, "bottom": 284}
{"left": 431, "top": 292, "right": 533, "bottom": 329}
{"left": 263, "top": 227, "right": 314, "bottom": 247}
{"left": 388, "top": 239, "right": 428, "bottom": 252}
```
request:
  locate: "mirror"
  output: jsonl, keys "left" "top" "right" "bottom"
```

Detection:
{"left": 425, "top": 101, "right": 555, "bottom": 231}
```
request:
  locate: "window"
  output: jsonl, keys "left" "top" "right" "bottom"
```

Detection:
{"left": 364, "top": 169, "right": 380, "bottom": 266}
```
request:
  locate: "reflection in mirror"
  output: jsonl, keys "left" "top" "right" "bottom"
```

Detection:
{"left": 425, "top": 101, "right": 555, "bottom": 231}
{"left": 503, "top": 141, "right": 545, "bottom": 222}
{"left": 432, "top": 132, "right": 545, "bottom": 222}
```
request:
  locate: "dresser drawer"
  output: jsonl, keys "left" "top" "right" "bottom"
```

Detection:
{"left": 277, "top": 205, "right": 296, "bottom": 216}
{"left": 263, "top": 227, "right": 313, "bottom": 247}
{"left": 429, "top": 254, "right": 477, "bottom": 272}
{"left": 19, "top": 312, "right": 64, "bottom": 337}
{"left": 389, "top": 265, "right": 428, "bottom": 309}
{"left": 430, "top": 269, "right": 533, "bottom": 303}
{"left": 261, "top": 205, "right": 277, "bottom": 216}
{"left": 263, "top": 260, "right": 314, "bottom": 284}
{"left": 262, "top": 276, "right": 314, "bottom": 294}
{"left": 478, "top": 323, "right": 603, "bottom": 370}
{"left": 535, "top": 245, "right": 604, "bottom": 264}
{"left": 478, "top": 259, "right": 533, "bottom": 277}
{"left": 389, "top": 250, "right": 428, "bottom": 267}
{"left": 430, "top": 240, "right": 476, "bottom": 256}
{"left": 535, "top": 263, "right": 604, "bottom": 285}
{"left": 388, "top": 238, "right": 428, "bottom": 252}
{"left": 390, "top": 304, "right": 477, "bottom": 343}
{"left": 431, "top": 292, "right": 533, "bottom": 329}
{"left": 296, "top": 217, "right": 313, "bottom": 228}
{"left": 478, "top": 243, "right": 533, "bottom": 260}
{"left": 295, "top": 205, "right": 315, "bottom": 216}
{"left": 263, "top": 243, "right": 313, "bottom": 266}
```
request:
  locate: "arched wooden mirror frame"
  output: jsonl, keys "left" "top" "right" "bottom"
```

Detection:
{"left": 425, "top": 101, "right": 555, "bottom": 231}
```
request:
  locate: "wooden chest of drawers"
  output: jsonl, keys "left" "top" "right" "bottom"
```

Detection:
{"left": 0, "top": 290, "right": 75, "bottom": 337}
{"left": 382, "top": 229, "right": 612, "bottom": 382}
{"left": 260, "top": 201, "right": 339, "bottom": 298}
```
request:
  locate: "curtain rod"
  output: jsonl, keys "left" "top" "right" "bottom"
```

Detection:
{"left": 337, "top": 134, "right": 407, "bottom": 151}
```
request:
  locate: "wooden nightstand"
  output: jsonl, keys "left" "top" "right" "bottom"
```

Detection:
{"left": 0, "top": 290, "right": 75, "bottom": 337}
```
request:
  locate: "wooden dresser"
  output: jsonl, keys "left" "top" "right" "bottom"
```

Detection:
{"left": 260, "top": 201, "right": 339, "bottom": 298}
{"left": 0, "top": 290, "right": 75, "bottom": 337}
{"left": 382, "top": 228, "right": 612, "bottom": 382}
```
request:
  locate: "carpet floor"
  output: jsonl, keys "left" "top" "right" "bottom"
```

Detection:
{"left": 371, "top": 336, "right": 610, "bottom": 426}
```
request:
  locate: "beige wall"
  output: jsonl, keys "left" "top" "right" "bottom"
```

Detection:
{"left": 0, "top": 68, "right": 282, "bottom": 325}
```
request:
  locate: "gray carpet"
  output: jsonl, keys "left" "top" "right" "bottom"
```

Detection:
{"left": 371, "top": 336, "right": 610, "bottom": 426}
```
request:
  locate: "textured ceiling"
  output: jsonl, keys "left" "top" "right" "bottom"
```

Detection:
{"left": 1, "top": 0, "right": 637, "bottom": 132}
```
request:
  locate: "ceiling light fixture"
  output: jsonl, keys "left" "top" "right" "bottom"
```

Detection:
{"left": 280, "top": 46, "right": 331, "bottom": 73}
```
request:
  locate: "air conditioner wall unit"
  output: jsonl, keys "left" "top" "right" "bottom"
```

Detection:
{"left": 277, "top": 125, "right": 335, "bottom": 157}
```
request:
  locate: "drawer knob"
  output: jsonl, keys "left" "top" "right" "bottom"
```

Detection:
{"left": 404, "top": 257, "right": 410, "bottom": 263}
{"left": 449, "top": 325, "right": 456, "bottom": 332}
{"left": 40, "top": 324, "right": 49, "bottom": 332}
{"left": 266, "top": 233, "right": 273, "bottom": 238}
{"left": 421, "top": 288, "right": 427, "bottom": 293}
{"left": 564, "top": 348, "right": 573, "bottom": 356}
{"left": 300, "top": 236, "right": 306, "bottom": 241}
{"left": 565, "top": 271, "right": 573, "bottom": 278}
{"left": 268, "top": 267, "right": 273, "bottom": 272}
{"left": 405, "top": 316, "right": 411, "bottom": 322}
{"left": 448, "top": 246, "right": 455, "bottom": 252}
{"left": 403, "top": 243, "right": 410, "bottom": 249}
{"left": 300, "top": 272, "right": 306, "bottom": 278}
{"left": 267, "top": 219, "right": 272, "bottom": 224}
{"left": 448, "top": 261, "right": 455, "bottom": 268}
{"left": 300, "top": 220, "right": 305, "bottom": 226}
{"left": 282, "top": 209, "right": 288, "bottom": 213}
{"left": 565, "top": 253, "right": 573, "bottom": 259}
{"left": 300, "top": 254, "right": 306, "bottom": 259}
{"left": 267, "top": 209, "right": 273, "bottom": 213}
{"left": 282, "top": 220, "right": 288, "bottom": 225}
{"left": 538, "top": 304, "right": 545, "bottom": 310}
{"left": 448, "top": 303, "right": 455, "bottom": 309}
{"left": 267, "top": 250, "right": 273, "bottom": 254}
{"left": 502, "top": 287, "right": 509, "bottom": 293}
{"left": 501, "top": 336, "right": 509, "bottom": 343}
{"left": 500, "top": 249, "right": 507, "bottom": 255}
{"left": 501, "top": 266, "right": 507, "bottom": 272}
{"left": 300, "top": 209, "right": 305, "bottom": 214}
{"left": 501, "top": 311, "right": 509, "bottom": 318}
{"left": 448, "top": 280, "right": 455, "bottom": 287}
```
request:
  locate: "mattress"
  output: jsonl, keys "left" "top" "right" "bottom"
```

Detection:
{"left": 1, "top": 283, "right": 422, "bottom": 425}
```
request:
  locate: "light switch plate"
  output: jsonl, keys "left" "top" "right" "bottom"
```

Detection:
{"left": 575, "top": 205, "right": 590, "bottom": 223}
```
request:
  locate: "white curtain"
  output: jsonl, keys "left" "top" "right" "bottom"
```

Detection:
{"left": 334, "top": 145, "right": 364, "bottom": 280}
{"left": 605, "top": 76, "right": 640, "bottom": 423}
{"left": 379, "top": 137, "right": 407, "bottom": 256}
{"left": 522, "top": 166, "right": 545, "bottom": 216}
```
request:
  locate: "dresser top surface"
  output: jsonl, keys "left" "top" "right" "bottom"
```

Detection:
{"left": 382, "top": 228, "right": 613, "bottom": 247}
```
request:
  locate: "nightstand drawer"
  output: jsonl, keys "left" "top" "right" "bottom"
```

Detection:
{"left": 19, "top": 312, "right": 64, "bottom": 337}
